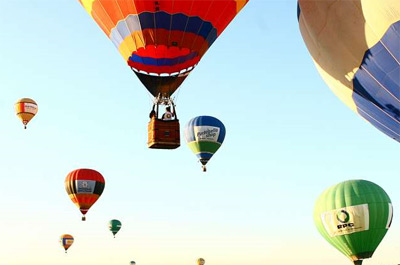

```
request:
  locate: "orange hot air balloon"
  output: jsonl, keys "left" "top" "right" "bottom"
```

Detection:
{"left": 60, "top": 234, "right": 74, "bottom": 253}
{"left": 14, "top": 98, "right": 38, "bottom": 129}
{"left": 65, "top": 169, "right": 105, "bottom": 221}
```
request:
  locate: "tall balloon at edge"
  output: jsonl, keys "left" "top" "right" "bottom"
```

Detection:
{"left": 184, "top": 116, "right": 226, "bottom": 172}
{"left": 314, "top": 180, "right": 393, "bottom": 265}
{"left": 65, "top": 168, "right": 105, "bottom": 221}
{"left": 15, "top": 98, "right": 38, "bottom": 129}
{"left": 77, "top": 0, "right": 249, "bottom": 148}
{"left": 298, "top": 0, "right": 400, "bottom": 142}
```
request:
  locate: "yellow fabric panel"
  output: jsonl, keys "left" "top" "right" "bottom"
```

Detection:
{"left": 17, "top": 113, "right": 35, "bottom": 123}
{"left": 118, "top": 31, "right": 147, "bottom": 61}
{"left": 298, "top": 0, "right": 367, "bottom": 95}
{"left": 299, "top": 12, "right": 357, "bottom": 112}
{"left": 361, "top": 0, "right": 400, "bottom": 47}
{"left": 80, "top": 0, "right": 96, "bottom": 15}
{"left": 314, "top": 62, "right": 358, "bottom": 113}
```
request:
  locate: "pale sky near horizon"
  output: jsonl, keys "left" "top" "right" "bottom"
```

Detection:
{"left": 0, "top": 0, "right": 398, "bottom": 265}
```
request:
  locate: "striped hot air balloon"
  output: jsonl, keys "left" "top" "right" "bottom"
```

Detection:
{"left": 65, "top": 169, "right": 105, "bottom": 221}
{"left": 14, "top": 98, "right": 38, "bottom": 129}
{"left": 76, "top": 0, "right": 249, "bottom": 101}
{"left": 60, "top": 234, "right": 74, "bottom": 253}
{"left": 298, "top": 0, "right": 400, "bottom": 142}
{"left": 184, "top": 116, "right": 226, "bottom": 172}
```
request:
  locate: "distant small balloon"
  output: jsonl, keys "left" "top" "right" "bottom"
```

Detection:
{"left": 65, "top": 168, "right": 105, "bottom": 221}
{"left": 108, "top": 219, "right": 122, "bottom": 238}
{"left": 130, "top": 261, "right": 136, "bottom": 265}
{"left": 60, "top": 234, "right": 74, "bottom": 253}
{"left": 15, "top": 98, "right": 38, "bottom": 129}
{"left": 197, "top": 258, "right": 205, "bottom": 265}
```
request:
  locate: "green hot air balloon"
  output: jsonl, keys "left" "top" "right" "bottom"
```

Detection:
{"left": 108, "top": 219, "right": 122, "bottom": 238}
{"left": 314, "top": 180, "right": 393, "bottom": 265}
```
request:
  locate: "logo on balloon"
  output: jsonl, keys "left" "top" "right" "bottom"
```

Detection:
{"left": 336, "top": 210, "right": 350, "bottom": 223}
{"left": 336, "top": 210, "right": 355, "bottom": 229}
{"left": 77, "top": 180, "right": 96, "bottom": 193}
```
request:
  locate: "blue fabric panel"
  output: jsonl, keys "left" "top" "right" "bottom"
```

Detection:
{"left": 297, "top": 1, "right": 301, "bottom": 21}
{"left": 196, "top": 153, "right": 214, "bottom": 160}
{"left": 171, "top": 13, "right": 189, "bottom": 31}
{"left": 139, "top": 12, "right": 155, "bottom": 29}
{"left": 130, "top": 51, "right": 198, "bottom": 66}
{"left": 138, "top": 12, "right": 217, "bottom": 42}
{"left": 353, "top": 20, "right": 400, "bottom": 142}
{"left": 382, "top": 22, "right": 400, "bottom": 62}
{"left": 354, "top": 93, "right": 400, "bottom": 141}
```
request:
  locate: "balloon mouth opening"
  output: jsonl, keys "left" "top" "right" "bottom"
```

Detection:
{"left": 200, "top": 159, "right": 208, "bottom": 166}
{"left": 131, "top": 64, "right": 196, "bottom": 77}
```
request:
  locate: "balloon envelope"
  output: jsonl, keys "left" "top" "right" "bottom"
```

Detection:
{"left": 314, "top": 180, "right": 393, "bottom": 264}
{"left": 108, "top": 219, "right": 122, "bottom": 237}
{"left": 65, "top": 169, "right": 105, "bottom": 221}
{"left": 184, "top": 116, "right": 226, "bottom": 170}
{"left": 78, "top": 0, "right": 249, "bottom": 98}
{"left": 60, "top": 234, "right": 74, "bottom": 253}
{"left": 298, "top": 0, "right": 400, "bottom": 142}
{"left": 14, "top": 98, "right": 38, "bottom": 129}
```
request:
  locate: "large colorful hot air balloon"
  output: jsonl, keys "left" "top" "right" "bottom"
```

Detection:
{"left": 60, "top": 234, "right": 74, "bottom": 253}
{"left": 314, "top": 180, "right": 393, "bottom": 265}
{"left": 298, "top": 0, "right": 400, "bottom": 142}
{"left": 184, "top": 116, "right": 226, "bottom": 172}
{"left": 77, "top": 0, "right": 249, "bottom": 103}
{"left": 14, "top": 98, "right": 38, "bottom": 129}
{"left": 65, "top": 169, "right": 105, "bottom": 221}
{"left": 108, "top": 219, "right": 122, "bottom": 238}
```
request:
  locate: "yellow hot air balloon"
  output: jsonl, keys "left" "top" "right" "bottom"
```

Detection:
{"left": 14, "top": 98, "right": 38, "bottom": 129}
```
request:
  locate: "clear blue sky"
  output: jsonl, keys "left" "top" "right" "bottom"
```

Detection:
{"left": 0, "top": 0, "right": 398, "bottom": 265}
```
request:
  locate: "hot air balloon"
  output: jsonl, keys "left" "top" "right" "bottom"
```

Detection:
{"left": 109, "top": 219, "right": 122, "bottom": 238}
{"left": 197, "top": 258, "right": 205, "bottom": 265}
{"left": 130, "top": 261, "right": 136, "bottom": 265}
{"left": 184, "top": 116, "right": 226, "bottom": 172}
{"left": 298, "top": 0, "right": 400, "bottom": 142}
{"left": 60, "top": 234, "right": 74, "bottom": 253}
{"left": 14, "top": 98, "right": 38, "bottom": 129}
{"left": 77, "top": 0, "right": 249, "bottom": 149}
{"left": 314, "top": 180, "right": 393, "bottom": 265}
{"left": 65, "top": 169, "right": 105, "bottom": 221}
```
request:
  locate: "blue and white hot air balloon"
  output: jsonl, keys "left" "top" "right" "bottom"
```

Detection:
{"left": 184, "top": 116, "right": 226, "bottom": 172}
